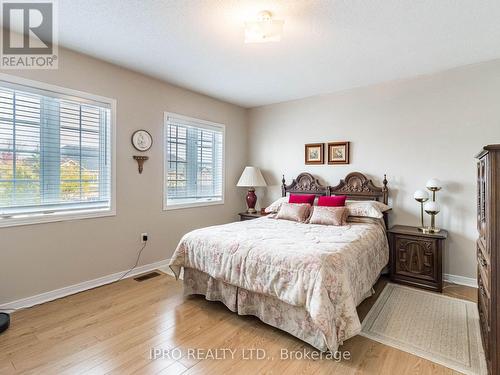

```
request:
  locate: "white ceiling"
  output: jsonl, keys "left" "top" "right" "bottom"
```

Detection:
{"left": 59, "top": 0, "right": 500, "bottom": 108}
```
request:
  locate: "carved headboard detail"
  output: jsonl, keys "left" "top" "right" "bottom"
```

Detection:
{"left": 330, "top": 172, "right": 388, "bottom": 204}
{"left": 281, "top": 172, "right": 388, "bottom": 205}
{"left": 281, "top": 173, "right": 329, "bottom": 197}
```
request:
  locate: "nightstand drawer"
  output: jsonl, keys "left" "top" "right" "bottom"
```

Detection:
{"left": 393, "top": 235, "right": 438, "bottom": 282}
{"left": 240, "top": 215, "right": 256, "bottom": 221}
{"left": 238, "top": 212, "right": 268, "bottom": 221}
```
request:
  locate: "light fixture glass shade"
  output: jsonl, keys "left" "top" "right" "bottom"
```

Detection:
{"left": 413, "top": 189, "right": 429, "bottom": 201}
{"left": 426, "top": 178, "right": 441, "bottom": 189}
{"left": 237, "top": 167, "right": 267, "bottom": 187}
{"left": 244, "top": 11, "right": 284, "bottom": 43}
{"left": 424, "top": 201, "right": 440, "bottom": 213}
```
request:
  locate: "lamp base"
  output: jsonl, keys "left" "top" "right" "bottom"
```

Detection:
{"left": 245, "top": 188, "right": 257, "bottom": 214}
{"left": 420, "top": 227, "right": 440, "bottom": 234}
{"left": 427, "top": 227, "right": 441, "bottom": 234}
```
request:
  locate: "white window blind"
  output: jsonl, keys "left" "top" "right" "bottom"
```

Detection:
{"left": 164, "top": 113, "right": 224, "bottom": 209}
{"left": 0, "top": 80, "right": 113, "bottom": 223}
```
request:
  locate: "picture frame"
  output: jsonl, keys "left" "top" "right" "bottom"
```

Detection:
{"left": 131, "top": 129, "right": 153, "bottom": 152}
{"left": 305, "top": 143, "right": 324, "bottom": 165}
{"left": 327, "top": 141, "right": 350, "bottom": 164}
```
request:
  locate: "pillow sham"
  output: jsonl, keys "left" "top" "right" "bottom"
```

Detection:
{"left": 275, "top": 202, "right": 311, "bottom": 223}
{"left": 308, "top": 206, "right": 348, "bottom": 226}
{"left": 264, "top": 196, "right": 288, "bottom": 213}
{"left": 345, "top": 200, "right": 390, "bottom": 219}
{"left": 289, "top": 194, "right": 316, "bottom": 205}
{"left": 348, "top": 200, "right": 391, "bottom": 212}
{"left": 317, "top": 195, "right": 347, "bottom": 207}
{"left": 347, "top": 215, "right": 385, "bottom": 226}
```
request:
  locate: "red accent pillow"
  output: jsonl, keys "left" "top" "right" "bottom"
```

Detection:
{"left": 317, "top": 195, "right": 347, "bottom": 207}
{"left": 289, "top": 194, "right": 316, "bottom": 205}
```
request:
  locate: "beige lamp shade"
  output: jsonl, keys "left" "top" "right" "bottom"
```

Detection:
{"left": 237, "top": 167, "right": 267, "bottom": 187}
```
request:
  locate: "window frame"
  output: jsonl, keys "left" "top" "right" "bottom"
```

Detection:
{"left": 163, "top": 112, "right": 225, "bottom": 211}
{"left": 0, "top": 73, "right": 116, "bottom": 228}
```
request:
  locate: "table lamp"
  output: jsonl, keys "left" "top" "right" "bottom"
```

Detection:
{"left": 425, "top": 178, "right": 442, "bottom": 233}
{"left": 237, "top": 167, "right": 267, "bottom": 213}
{"left": 426, "top": 178, "right": 442, "bottom": 200}
{"left": 413, "top": 189, "right": 429, "bottom": 231}
{"left": 424, "top": 201, "right": 441, "bottom": 233}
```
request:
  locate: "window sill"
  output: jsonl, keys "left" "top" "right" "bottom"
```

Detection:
{"left": 0, "top": 208, "right": 116, "bottom": 228}
{"left": 163, "top": 199, "right": 224, "bottom": 211}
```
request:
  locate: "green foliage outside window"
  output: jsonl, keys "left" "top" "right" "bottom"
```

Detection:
{"left": 0, "top": 152, "right": 98, "bottom": 207}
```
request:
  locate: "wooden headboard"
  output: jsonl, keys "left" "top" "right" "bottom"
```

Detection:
{"left": 281, "top": 172, "right": 388, "bottom": 205}
{"left": 330, "top": 172, "right": 388, "bottom": 205}
{"left": 281, "top": 173, "right": 329, "bottom": 197}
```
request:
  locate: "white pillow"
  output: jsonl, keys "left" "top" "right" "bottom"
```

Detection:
{"left": 346, "top": 200, "right": 390, "bottom": 219}
{"left": 265, "top": 196, "right": 288, "bottom": 213}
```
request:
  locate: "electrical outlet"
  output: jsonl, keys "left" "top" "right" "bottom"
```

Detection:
{"left": 141, "top": 233, "right": 148, "bottom": 243}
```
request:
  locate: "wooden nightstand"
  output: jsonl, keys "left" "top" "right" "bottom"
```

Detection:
{"left": 238, "top": 212, "right": 268, "bottom": 221}
{"left": 388, "top": 225, "right": 448, "bottom": 292}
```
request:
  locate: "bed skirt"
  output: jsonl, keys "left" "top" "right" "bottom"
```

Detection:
{"left": 183, "top": 267, "right": 375, "bottom": 351}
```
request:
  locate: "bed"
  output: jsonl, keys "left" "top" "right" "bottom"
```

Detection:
{"left": 169, "top": 172, "right": 390, "bottom": 352}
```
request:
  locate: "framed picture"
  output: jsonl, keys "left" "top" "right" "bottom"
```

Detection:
{"left": 327, "top": 142, "right": 350, "bottom": 164}
{"left": 305, "top": 143, "right": 324, "bottom": 165}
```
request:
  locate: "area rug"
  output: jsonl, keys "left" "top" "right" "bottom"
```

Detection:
{"left": 360, "top": 283, "right": 487, "bottom": 375}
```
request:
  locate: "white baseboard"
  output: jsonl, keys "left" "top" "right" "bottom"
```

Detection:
{"left": 444, "top": 273, "right": 478, "bottom": 288}
{"left": 0, "top": 258, "right": 170, "bottom": 312}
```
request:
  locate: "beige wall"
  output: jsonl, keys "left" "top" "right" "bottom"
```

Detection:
{"left": 2, "top": 49, "right": 499, "bottom": 304}
{"left": 248, "top": 60, "right": 500, "bottom": 280}
{"left": 0, "top": 48, "right": 247, "bottom": 303}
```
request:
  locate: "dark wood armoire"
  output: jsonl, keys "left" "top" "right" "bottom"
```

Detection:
{"left": 476, "top": 144, "right": 500, "bottom": 374}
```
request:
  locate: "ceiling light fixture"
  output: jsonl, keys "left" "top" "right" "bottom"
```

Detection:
{"left": 244, "top": 11, "right": 284, "bottom": 43}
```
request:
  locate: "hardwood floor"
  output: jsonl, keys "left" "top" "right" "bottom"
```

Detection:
{"left": 0, "top": 272, "right": 476, "bottom": 375}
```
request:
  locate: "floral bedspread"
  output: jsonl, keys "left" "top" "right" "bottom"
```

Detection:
{"left": 169, "top": 217, "right": 388, "bottom": 351}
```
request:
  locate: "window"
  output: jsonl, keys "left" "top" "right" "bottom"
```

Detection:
{"left": 164, "top": 112, "right": 224, "bottom": 210}
{"left": 0, "top": 75, "right": 115, "bottom": 227}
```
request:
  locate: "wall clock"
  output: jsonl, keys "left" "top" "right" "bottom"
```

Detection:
{"left": 131, "top": 130, "right": 153, "bottom": 152}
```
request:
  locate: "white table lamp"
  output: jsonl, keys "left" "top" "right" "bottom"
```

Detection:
{"left": 414, "top": 178, "right": 443, "bottom": 233}
{"left": 424, "top": 201, "right": 441, "bottom": 233}
{"left": 426, "top": 178, "right": 442, "bottom": 200}
{"left": 413, "top": 189, "right": 429, "bottom": 231}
